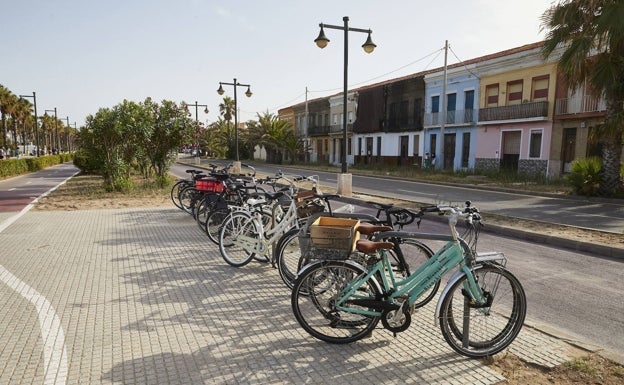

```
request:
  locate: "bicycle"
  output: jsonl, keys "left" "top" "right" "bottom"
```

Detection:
{"left": 218, "top": 173, "right": 321, "bottom": 267}
{"left": 274, "top": 200, "right": 439, "bottom": 310}
{"left": 291, "top": 201, "right": 526, "bottom": 358}
{"left": 170, "top": 169, "right": 205, "bottom": 210}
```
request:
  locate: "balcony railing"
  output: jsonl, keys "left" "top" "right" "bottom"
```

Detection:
{"left": 424, "top": 109, "right": 475, "bottom": 127}
{"left": 307, "top": 125, "right": 330, "bottom": 136}
{"left": 329, "top": 123, "right": 353, "bottom": 133}
{"left": 478, "top": 101, "right": 548, "bottom": 122}
{"left": 555, "top": 95, "right": 606, "bottom": 115}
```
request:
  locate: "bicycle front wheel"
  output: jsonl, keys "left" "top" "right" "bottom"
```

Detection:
{"left": 439, "top": 264, "right": 526, "bottom": 358}
{"left": 291, "top": 261, "right": 381, "bottom": 344}
{"left": 205, "top": 208, "right": 230, "bottom": 244}
{"left": 218, "top": 212, "right": 258, "bottom": 267}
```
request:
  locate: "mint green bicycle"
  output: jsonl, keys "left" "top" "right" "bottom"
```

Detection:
{"left": 290, "top": 202, "right": 526, "bottom": 358}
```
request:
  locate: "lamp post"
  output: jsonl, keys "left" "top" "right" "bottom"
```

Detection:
{"left": 45, "top": 108, "right": 59, "bottom": 153}
{"left": 18, "top": 92, "right": 39, "bottom": 157}
{"left": 217, "top": 78, "right": 252, "bottom": 164}
{"left": 314, "top": 16, "right": 376, "bottom": 195}
{"left": 187, "top": 101, "right": 208, "bottom": 163}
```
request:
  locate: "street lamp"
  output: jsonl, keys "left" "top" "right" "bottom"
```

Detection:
{"left": 18, "top": 92, "right": 39, "bottom": 157}
{"left": 314, "top": 16, "right": 376, "bottom": 194}
{"left": 45, "top": 108, "right": 59, "bottom": 153}
{"left": 186, "top": 101, "right": 208, "bottom": 161}
{"left": 217, "top": 78, "right": 252, "bottom": 162}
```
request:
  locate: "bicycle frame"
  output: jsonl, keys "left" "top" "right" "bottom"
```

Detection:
{"left": 333, "top": 215, "right": 505, "bottom": 320}
{"left": 231, "top": 188, "right": 301, "bottom": 257}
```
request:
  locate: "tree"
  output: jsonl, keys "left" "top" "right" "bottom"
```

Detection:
{"left": 218, "top": 96, "right": 236, "bottom": 157}
{"left": 255, "top": 111, "right": 298, "bottom": 164}
{"left": 541, "top": 0, "right": 624, "bottom": 196}
{"left": 0, "top": 85, "right": 17, "bottom": 149}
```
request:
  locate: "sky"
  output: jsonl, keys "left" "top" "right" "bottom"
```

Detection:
{"left": 1, "top": 0, "right": 554, "bottom": 127}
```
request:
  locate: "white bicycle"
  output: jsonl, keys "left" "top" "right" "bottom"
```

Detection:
{"left": 218, "top": 173, "right": 327, "bottom": 267}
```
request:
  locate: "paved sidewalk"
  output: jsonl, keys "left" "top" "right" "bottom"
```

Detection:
{"left": 0, "top": 207, "right": 578, "bottom": 384}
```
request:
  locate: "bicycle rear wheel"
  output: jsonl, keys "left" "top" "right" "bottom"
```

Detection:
{"left": 439, "top": 264, "right": 526, "bottom": 358}
{"left": 394, "top": 239, "right": 439, "bottom": 308}
{"left": 218, "top": 212, "right": 258, "bottom": 267}
{"left": 291, "top": 261, "right": 381, "bottom": 344}
{"left": 274, "top": 228, "right": 307, "bottom": 289}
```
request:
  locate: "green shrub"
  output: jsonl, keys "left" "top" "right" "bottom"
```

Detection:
{"left": 565, "top": 157, "right": 602, "bottom": 196}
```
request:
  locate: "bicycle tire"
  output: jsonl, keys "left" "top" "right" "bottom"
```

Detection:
{"left": 218, "top": 212, "right": 258, "bottom": 267}
{"left": 439, "top": 264, "right": 526, "bottom": 358}
{"left": 171, "top": 180, "right": 189, "bottom": 210}
{"left": 205, "top": 208, "right": 230, "bottom": 244}
{"left": 178, "top": 186, "right": 199, "bottom": 214}
{"left": 195, "top": 194, "right": 224, "bottom": 233}
{"left": 291, "top": 261, "right": 381, "bottom": 344}
{"left": 393, "top": 239, "right": 439, "bottom": 308}
{"left": 274, "top": 228, "right": 306, "bottom": 289}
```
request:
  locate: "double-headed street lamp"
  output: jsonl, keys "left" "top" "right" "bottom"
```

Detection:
{"left": 217, "top": 78, "right": 252, "bottom": 162}
{"left": 187, "top": 101, "right": 209, "bottom": 160}
{"left": 314, "top": 16, "right": 376, "bottom": 194}
{"left": 18, "top": 92, "right": 39, "bottom": 157}
{"left": 44, "top": 108, "right": 59, "bottom": 153}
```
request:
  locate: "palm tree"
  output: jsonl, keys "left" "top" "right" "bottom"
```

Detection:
{"left": 218, "top": 97, "right": 235, "bottom": 151}
{"left": 0, "top": 85, "right": 18, "bottom": 149}
{"left": 541, "top": 0, "right": 624, "bottom": 196}
{"left": 256, "top": 111, "right": 297, "bottom": 164}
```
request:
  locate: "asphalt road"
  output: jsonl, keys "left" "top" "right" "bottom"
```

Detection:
{"left": 171, "top": 160, "right": 624, "bottom": 360}
{"left": 211, "top": 161, "right": 624, "bottom": 234}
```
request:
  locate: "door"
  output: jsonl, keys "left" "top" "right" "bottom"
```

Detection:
{"left": 443, "top": 133, "right": 456, "bottom": 169}
{"left": 501, "top": 131, "right": 521, "bottom": 171}
{"left": 399, "top": 135, "right": 409, "bottom": 166}
{"left": 562, "top": 127, "right": 577, "bottom": 173}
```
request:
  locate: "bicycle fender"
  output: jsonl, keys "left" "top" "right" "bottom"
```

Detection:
{"left": 433, "top": 258, "right": 507, "bottom": 326}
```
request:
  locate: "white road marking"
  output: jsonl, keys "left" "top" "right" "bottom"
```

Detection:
{"left": 0, "top": 266, "right": 68, "bottom": 385}
{"left": 398, "top": 188, "right": 437, "bottom": 196}
{"left": 0, "top": 169, "right": 78, "bottom": 384}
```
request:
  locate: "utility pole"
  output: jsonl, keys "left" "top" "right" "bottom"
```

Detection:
{"left": 438, "top": 40, "right": 448, "bottom": 170}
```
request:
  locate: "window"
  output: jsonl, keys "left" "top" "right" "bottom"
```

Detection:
{"left": 464, "top": 90, "right": 475, "bottom": 122}
{"left": 431, "top": 96, "right": 440, "bottom": 113}
{"left": 400, "top": 100, "right": 409, "bottom": 125}
{"left": 348, "top": 111, "right": 353, "bottom": 123}
{"left": 325, "top": 114, "right": 329, "bottom": 126}
{"left": 413, "top": 98, "right": 422, "bottom": 129}
{"left": 446, "top": 93, "right": 456, "bottom": 124}
{"left": 348, "top": 138, "right": 352, "bottom": 155}
{"left": 485, "top": 84, "right": 499, "bottom": 107}
{"left": 506, "top": 80, "right": 523, "bottom": 105}
{"left": 531, "top": 75, "right": 549, "bottom": 102}
{"left": 529, "top": 130, "right": 542, "bottom": 158}
{"left": 389, "top": 102, "right": 398, "bottom": 128}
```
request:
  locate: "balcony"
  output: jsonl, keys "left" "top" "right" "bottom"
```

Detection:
{"left": 555, "top": 95, "right": 606, "bottom": 116}
{"left": 307, "top": 125, "right": 330, "bottom": 136}
{"left": 478, "top": 101, "right": 548, "bottom": 122}
{"left": 424, "top": 109, "right": 475, "bottom": 127}
{"left": 329, "top": 123, "right": 353, "bottom": 133}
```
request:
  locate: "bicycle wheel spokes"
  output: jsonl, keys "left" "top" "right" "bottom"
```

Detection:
{"left": 206, "top": 208, "right": 230, "bottom": 245}
{"left": 439, "top": 265, "right": 526, "bottom": 358}
{"left": 219, "top": 213, "right": 258, "bottom": 267}
{"left": 292, "top": 262, "right": 380, "bottom": 344}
